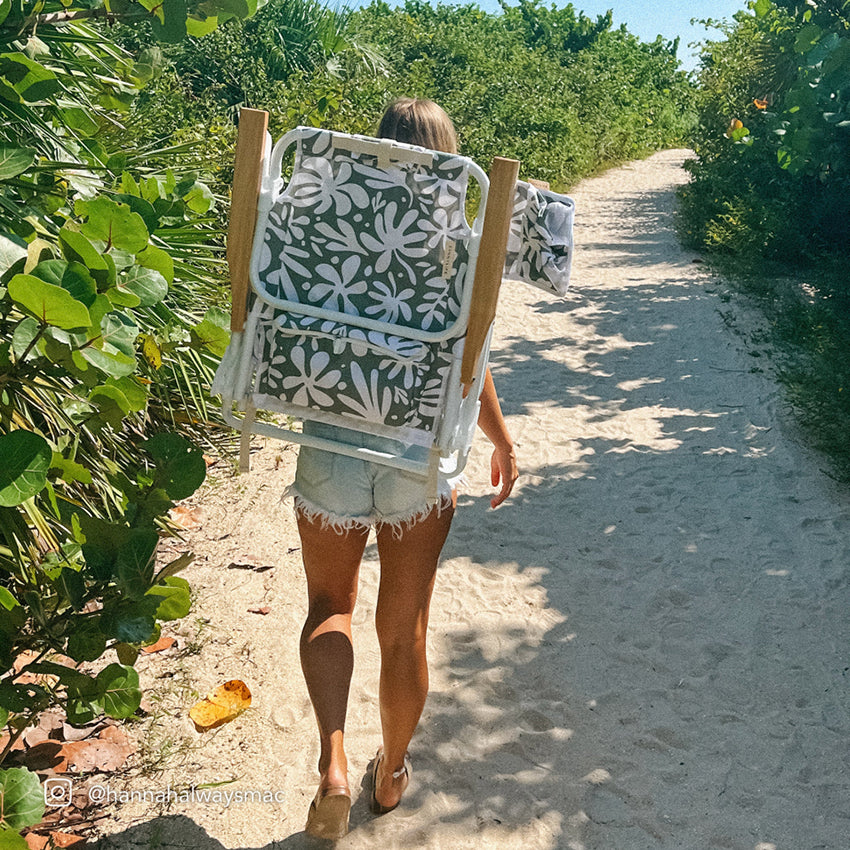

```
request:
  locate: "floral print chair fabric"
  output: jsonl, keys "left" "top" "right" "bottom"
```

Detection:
{"left": 214, "top": 126, "right": 491, "bottom": 478}
{"left": 504, "top": 180, "right": 575, "bottom": 297}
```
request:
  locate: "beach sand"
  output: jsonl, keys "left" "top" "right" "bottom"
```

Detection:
{"left": 93, "top": 150, "right": 850, "bottom": 850}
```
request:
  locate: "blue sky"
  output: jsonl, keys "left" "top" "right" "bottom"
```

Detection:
{"left": 356, "top": 1, "right": 751, "bottom": 72}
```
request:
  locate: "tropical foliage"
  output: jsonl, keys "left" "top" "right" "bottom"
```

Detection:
{"left": 0, "top": 1, "right": 254, "bottom": 840}
{"left": 678, "top": 0, "right": 850, "bottom": 481}
{"left": 678, "top": 0, "right": 850, "bottom": 260}
{"left": 120, "top": 0, "right": 695, "bottom": 195}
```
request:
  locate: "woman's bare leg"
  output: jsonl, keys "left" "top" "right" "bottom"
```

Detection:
{"left": 373, "top": 503, "right": 454, "bottom": 808}
{"left": 297, "top": 512, "right": 369, "bottom": 791}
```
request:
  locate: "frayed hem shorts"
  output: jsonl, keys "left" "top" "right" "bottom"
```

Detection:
{"left": 286, "top": 422, "right": 457, "bottom": 536}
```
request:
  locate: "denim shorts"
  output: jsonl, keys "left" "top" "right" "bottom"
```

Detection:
{"left": 287, "top": 421, "right": 455, "bottom": 534}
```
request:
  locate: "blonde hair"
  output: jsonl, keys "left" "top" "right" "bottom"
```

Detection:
{"left": 377, "top": 97, "right": 458, "bottom": 154}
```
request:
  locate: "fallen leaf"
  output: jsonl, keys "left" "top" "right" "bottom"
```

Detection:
{"left": 189, "top": 680, "right": 251, "bottom": 731}
{"left": 169, "top": 504, "right": 203, "bottom": 530}
{"left": 49, "top": 832, "right": 87, "bottom": 847}
{"left": 13, "top": 650, "right": 40, "bottom": 675}
{"left": 24, "top": 726, "right": 51, "bottom": 748}
{"left": 247, "top": 606, "right": 270, "bottom": 615}
{"left": 61, "top": 721, "right": 106, "bottom": 743}
{"left": 141, "top": 635, "right": 176, "bottom": 654}
{"left": 22, "top": 741, "right": 63, "bottom": 771}
{"left": 0, "top": 731, "right": 28, "bottom": 753}
{"left": 55, "top": 736, "right": 134, "bottom": 773}
{"left": 24, "top": 834, "right": 49, "bottom": 850}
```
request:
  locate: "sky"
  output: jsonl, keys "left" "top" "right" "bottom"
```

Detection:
{"left": 360, "top": 1, "right": 751, "bottom": 72}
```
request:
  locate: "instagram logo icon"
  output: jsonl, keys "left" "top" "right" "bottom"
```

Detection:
{"left": 43, "top": 778, "right": 73, "bottom": 808}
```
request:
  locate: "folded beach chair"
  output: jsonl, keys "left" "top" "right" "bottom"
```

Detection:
{"left": 212, "top": 112, "right": 519, "bottom": 485}
{"left": 505, "top": 180, "right": 575, "bottom": 297}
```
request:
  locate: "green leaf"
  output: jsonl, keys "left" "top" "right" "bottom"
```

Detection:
{"left": 183, "top": 182, "right": 215, "bottom": 214}
{"left": 106, "top": 283, "right": 142, "bottom": 308}
{"left": 114, "top": 642, "right": 140, "bottom": 665}
{"left": 99, "top": 597, "right": 160, "bottom": 643}
{"left": 88, "top": 384, "right": 132, "bottom": 427}
{"left": 752, "top": 0, "right": 771, "bottom": 18}
{"left": 75, "top": 196, "right": 149, "bottom": 254}
{"left": 0, "top": 0, "right": 10, "bottom": 27}
{"left": 145, "top": 433, "right": 206, "bottom": 500}
{"left": 61, "top": 262, "right": 98, "bottom": 307}
{"left": 118, "top": 528, "right": 159, "bottom": 598}
{"left": 0, "top": 431, "right": 51, "bottom": 507}
{"left": 51, "top": 452, "right": 93, "bottom": 485}
{"left": 65, "top": 672, "right": 103, "bottom": 725}
{"left": 0, "top": 53, "right": 61, "bottom": 102}
{"left": 147, "top": 576, "right": 191, "bottom": 620}
{"left": 151, "top": 0, "right": 189, "bottom": 42}
{"left": 56, "top": 564, "right": 86, "bottom": 610}
{"left": 0, "top": 826, "right": 28, "bottom": 849}
{"left": 29, "top": 258, "right": 66, "bottom": 288}
{"left": 100, "top": 312, "right": 139, "bottom": 356}
{"left": 122, "top": 265, "right": 168, "bottom": 306}
{"left": 59, "top": 228, "right": 111, "bottom": 287}
{"left": 8, "top": 274, "right": 92, "bottom": 329}
{"left": 97, "top": 664, "right": 141, "bottom": 719}
{"left": 186, "top": 14, "right": 219, "bottom": 36}
{"left": 102, "top": 377, "right": 147, "bottom": 413}
{"left": 80, "top": 517, "right": 155, "bottom": 583}
{"left": 191, "top": 313, "right": 230, "bottom": 356}
{"left": 80, "top": 346, "right": 137, "bottom": 378}
{"left": 67, "top": 619, "right": 108, "bottom": 662}
{"left": 136, "top": 245, "right": 174, "bottom": 284}
{"left": 0, "top": 684, "right": 28, "bottom": 713}
{"left": 0, "top": 588, "right": 17, "bottom": 611}
{"left": 60, "top": 107, "right": 99, "bottom": 138}
{"left": 112, "top": 193, "right": 159, "bottom": 233}
{"left": 0, "top": 768, "right": 44, "bottom": 831}
{"left": 0, "top": 147, "right": 35, "bottom": 180}
{"left": 795, "top": 23, "right": 822, "bottom": 54}
{"left": 10, "top": 318, "right": 41, "bottom": 360}
{"left": 0, "top": 234, "right": 26, "bottom": 273}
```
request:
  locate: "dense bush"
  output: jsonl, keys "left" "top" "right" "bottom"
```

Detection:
{"left": 677, "top": 0, "right": 850, "bottom": 261}
{"left": 121, "top": 0, "right": 695, "bottom": 192}
{"left": 0, "top": 2, "right": 253, "bottom": 840}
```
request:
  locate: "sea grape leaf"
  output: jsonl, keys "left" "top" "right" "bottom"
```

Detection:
{"left": 75, "top": 196, "right": 149, "bottom": 253}
{"left": 145, "top": 433, "right": 206, "bottom": 500}
{"left": 7, "top": 274, "right": 91, "bottom": 329}
{"left": 0, "top": 767, "right": 44, "bottom": 830}
{"left": 0, "top": 430, "right": 51, "bottom": 507}
{"left": 98, "top": 663, "right": 141, "bottom": 719}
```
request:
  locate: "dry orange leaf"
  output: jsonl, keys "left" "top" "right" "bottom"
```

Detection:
{"left": 189, "top": 680, "right": 251, "bottom": 731}
{"left": 141, "top": 635, "right": 176, "bottom": 654}
{"left": 754, "top": 97, "right": 768, "bottom": 110}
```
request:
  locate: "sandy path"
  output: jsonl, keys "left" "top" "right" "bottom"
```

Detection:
{"left": 94, "top": 150, "right": 850, "bottom": 850}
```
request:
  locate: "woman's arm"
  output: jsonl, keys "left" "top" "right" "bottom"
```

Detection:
{"left": 477, "top": 368, "right": 518, "bottom": 508}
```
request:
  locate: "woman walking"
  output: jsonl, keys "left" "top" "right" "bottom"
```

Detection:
{"left": 292, "top": 98, "right": 518, "bottom": 839}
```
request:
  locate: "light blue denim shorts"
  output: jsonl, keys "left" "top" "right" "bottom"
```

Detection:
{"left": 287, "top": 421, "right": 455, "bottom": 534}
